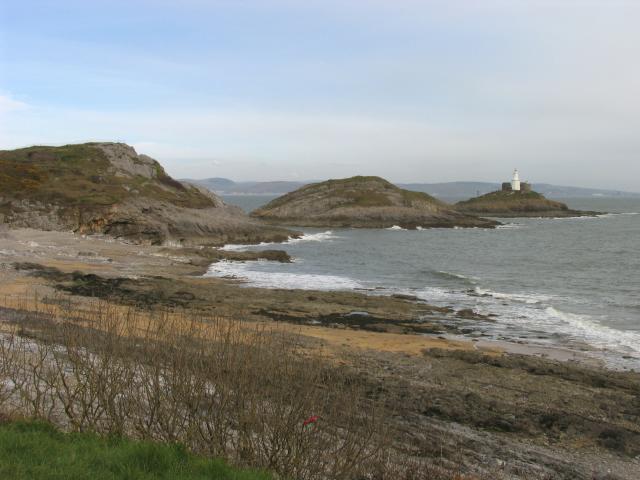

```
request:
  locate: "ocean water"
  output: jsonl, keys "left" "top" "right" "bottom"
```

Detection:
{"left": 214, "top": 196, "right": 640, "bottom": 369}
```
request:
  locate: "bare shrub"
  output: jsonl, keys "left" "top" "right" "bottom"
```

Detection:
{"left": 0, "top": 298, "right": 406, "bottom": 479}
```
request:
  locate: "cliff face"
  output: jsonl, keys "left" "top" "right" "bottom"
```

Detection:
{"left": 455, "top": 190, "right": 598, "bottom": 217}
{"left": 251, "top": 176, "right": 499, "bottom": 229}
{"left": 0, "top": 143, "right": 294, "bottom": 245}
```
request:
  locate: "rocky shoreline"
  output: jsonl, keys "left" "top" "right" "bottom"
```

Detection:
{"left": 1, "top": 228, "right": 639, "bottom": 479}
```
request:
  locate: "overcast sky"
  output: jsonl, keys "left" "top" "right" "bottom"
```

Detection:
{"left": 1, "top": 0, "right": 639, "bottom": 191}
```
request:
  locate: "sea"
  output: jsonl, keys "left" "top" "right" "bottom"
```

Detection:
{"left": 209, "top": 195, "right": 640, "bottom": 370}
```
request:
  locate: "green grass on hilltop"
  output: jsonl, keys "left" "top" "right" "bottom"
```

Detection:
{"left": 0, "top": 144, "right": 214, "bottom": 209}
{"left": 455, "top": 189, "right": 569, "bottom": 212}
{"left": 257, "top": 175, "right": 444, "bottom": 211}
{"left": 457, "top": 190, "right": 546, "bottom": 204}
{"left": 0, "top": 420, "right": 273, "bottom": 480}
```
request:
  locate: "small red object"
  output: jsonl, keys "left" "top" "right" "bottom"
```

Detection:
{"left": 303, "top": 415, "right": 319, "bottom": 426}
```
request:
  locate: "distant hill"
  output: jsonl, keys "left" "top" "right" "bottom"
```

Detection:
{"left": 187, "top": 178, "right": 640, "bottom": 199}
{"left": 0, "top": 143, "right": 293, "bottom": 245}
{"left": 402, "top": 182, "right": 640, "bottom": 200}
{"left": 197, "top": 177, "right": 237, "bottom": 191}
{"left": 523, "top": 183, "right": 640, "bottom": 199}
{"left": 186, "top": 178, "right": 307, "bottom": 195}
{"left": 251, "top": 176, "right": 498, "bottom": 229}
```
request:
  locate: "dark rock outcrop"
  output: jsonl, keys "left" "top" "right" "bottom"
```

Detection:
{"left": 251, "top": 176, "right": 499, "bottom": 229}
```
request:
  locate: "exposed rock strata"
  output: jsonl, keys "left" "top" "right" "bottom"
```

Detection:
{"left": 0, "top": 142, "right": 295, "bottom": 245}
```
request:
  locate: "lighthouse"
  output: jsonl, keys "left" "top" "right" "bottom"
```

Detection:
{"left": 511, "top": 169, "right": 521, "bottom": 191}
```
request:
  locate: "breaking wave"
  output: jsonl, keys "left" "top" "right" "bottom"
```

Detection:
{"left": 205, "top": 260, "right": 363, "bottom": 290}
{"left": 433, "top": 270, "right": 477, "bottom": 284}
{"left": 543, "top": 307, "right": 640, "bottom": 358}
{"left": 221, "top": 230, "right": 338, "bottom": 251}
{"left": 473, "top": 287, "right": 552, "bottom": 305}
{"left": 596, "top": 212, "right": 640, "bottom": 218}
{"left": 496, "top": 223, "right": 526, "bottom": 230}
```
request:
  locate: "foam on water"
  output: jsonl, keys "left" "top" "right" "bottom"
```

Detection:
{"left": 543, "top": 307, "right": 640, "bottom": 357}
{"left": 416, "top": 285, "right": 640, "bottom": 363}
{"left": 595, "top": 212, "right": 640, "bottom": 218}
{"left": 496, "top": 223, "right": 526, "bottom": 230}
{"left": 205, "top": 259, "right": 363, "bottom": 290}
{"left": 474, "top": 287, "right": 553, "bottom": 305}
{"left": 288, "top": 230, "right": 338, "bottom": 244}
{"left": 434, "top": 270, "right": 477, "bottom": 283}
{"left": 221, "top": 230, "right": 337, "bottom": 251}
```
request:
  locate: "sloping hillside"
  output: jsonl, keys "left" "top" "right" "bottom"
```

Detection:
{"left": 455, "top": 190, "right": 599, "bottom": 217}
{"left": 251, "top": 176, "right": 498, "bottom": 228}
{"left": 0, "top": 143, "right": 294, "bottom": 245}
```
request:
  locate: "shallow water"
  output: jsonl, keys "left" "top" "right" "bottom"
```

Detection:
{"left": 214, "top": 196, "right": 640, "bottom": 368}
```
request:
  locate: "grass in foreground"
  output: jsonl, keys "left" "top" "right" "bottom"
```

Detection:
{"left": 0, "top": 419, "right": 273, "bottom": 480}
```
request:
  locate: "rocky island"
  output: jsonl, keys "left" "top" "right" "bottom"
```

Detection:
{"left": 251, "top": 175, "right": 499, "bottom": 229}
{"left": 0, "top": 142, "right": 295, "bottom": 246}
{"left": 456, "top": 170, "right": 600, "bottom": 218}
{"left": 455, "top": 190, "right": 600, "bottom": 218}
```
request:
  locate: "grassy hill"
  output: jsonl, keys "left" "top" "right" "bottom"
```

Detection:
{"left": 0, "top": 143, "right": 293, "bottom": 246}
{"left": 252, "top": 176, "right": 498, "bottom": 228}
{"left": 455, "top": 190, "right": 599, "bottom": 217}
{"left": 0, "top": 143, "right": 214, "bottom": 210}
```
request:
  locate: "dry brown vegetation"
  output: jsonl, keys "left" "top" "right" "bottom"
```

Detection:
{"left": 0, "top": 297, "right": 481, "bottom": 480}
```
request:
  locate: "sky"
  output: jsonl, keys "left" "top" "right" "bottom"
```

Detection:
{"left": 1, "top": 0, "right": 639, "bottom": 191}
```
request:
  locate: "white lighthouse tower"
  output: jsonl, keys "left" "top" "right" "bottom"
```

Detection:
{"left": 511, "top": 169, "right": 521, "bottom": 191}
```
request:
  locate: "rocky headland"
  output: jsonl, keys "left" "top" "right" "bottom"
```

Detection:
{"left": 0, "top": 143, "right": 295, "bottom": 246}
{"left": 456, "top": 190, "right": 600, "bottom": 218}
{"left": 251, "top": 176, "right": 499, "bottom": 229}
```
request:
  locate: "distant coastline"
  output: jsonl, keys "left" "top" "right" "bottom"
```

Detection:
{"left": 186, "top": 177, "right": 640, "bottom": 199}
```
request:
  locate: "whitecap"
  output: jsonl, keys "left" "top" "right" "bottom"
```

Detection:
{"left": 435, "top": 270, "right": 477, "bottom": 283}
{"left": 544, "top": 306, "right": 640, "bottom": 357}
{"left": 287, "top": 230, "right": 337, "bottom": 244}
{"left": 221, "top": 230, "right": 337, "bottom": 251}
{"left": 473, "top": 287, "right": 552, "bottom": 304}
{"left": 204, "top": 260, "right": 363, "bottom": 291}
{"left": 596, "top": 212, "right": 639, "bottom": 218}
{"left": 414, "top": 286, "right": 466, "bottom": 303}
{"left": 496, "top": 223, "right": 526, "bottom": 230}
